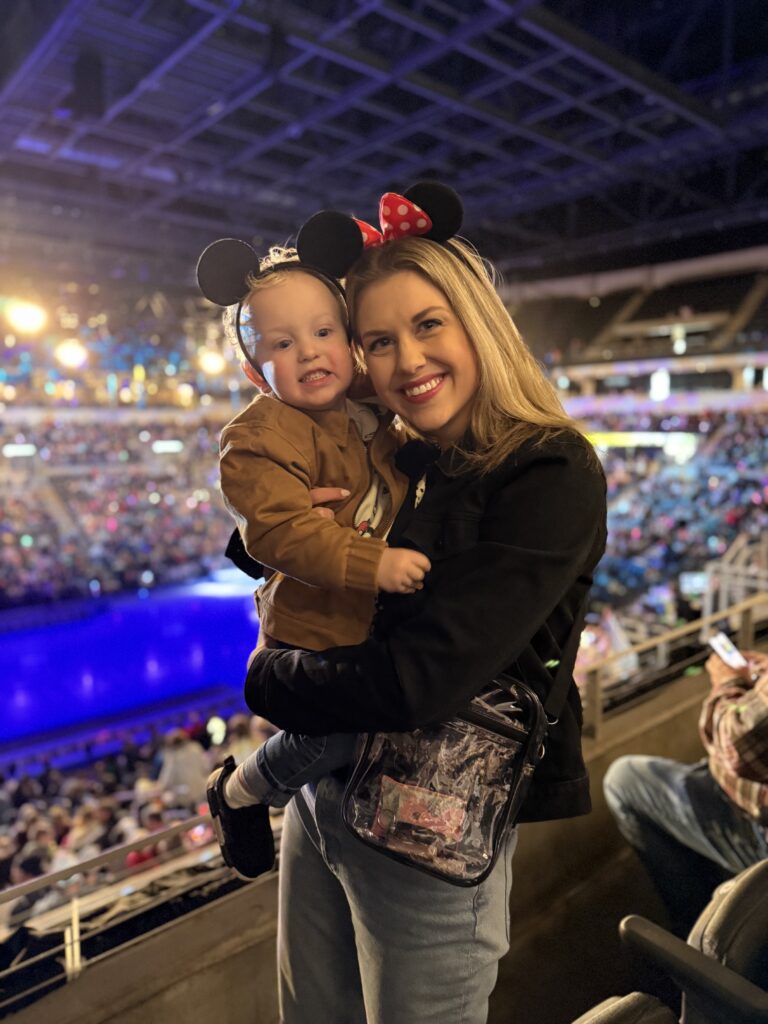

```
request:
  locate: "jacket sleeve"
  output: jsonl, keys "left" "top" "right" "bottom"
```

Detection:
{"left": 244, "top": 444, "right": 606, "bottom": 734}
{"left": 220, "top": 424, "right": 385, "bottom": 593}
{"left": 699, "top": 674, "right": 768, "bottom": 779}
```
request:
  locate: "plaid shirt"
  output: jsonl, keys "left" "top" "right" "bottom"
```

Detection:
{"left": 699, "top": 673, "right": 768, "bottom": 823}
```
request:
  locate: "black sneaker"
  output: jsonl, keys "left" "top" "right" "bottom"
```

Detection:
{"left": 206, "top": 755, "right": 275, "bottom": 880}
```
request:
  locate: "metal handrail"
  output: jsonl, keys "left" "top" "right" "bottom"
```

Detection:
{"left": 585, "top": 592, "right": 767, "bottom": 671}
{"left": 0, "top": 812, "right": 210, "bottom": 908}
{"left": 0, "top": 806, "right": 287, "bottom": 1013}
{"left": 581, "top": 591, "right": 768, "bottom": 740}
{"left": 0, "top": 810, "right": 255, "bottom": 1015}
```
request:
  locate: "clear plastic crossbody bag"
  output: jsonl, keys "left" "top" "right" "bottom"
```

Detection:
{"left": 342, "top": 676, "right": 548, "bottom": 886}
{"left": 341, "top": 595, "right": 588, "bottom": 887}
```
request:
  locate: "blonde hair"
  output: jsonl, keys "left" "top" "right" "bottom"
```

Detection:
{"left": 345, "top": 236, "right": 594, "bottom": 473}
{"left": 222, "top": 246, "right": 348, "bottom": 353}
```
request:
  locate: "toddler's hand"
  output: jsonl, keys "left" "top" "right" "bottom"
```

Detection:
{"left": 376, "top": 547, "right": 431, "bottom": 594}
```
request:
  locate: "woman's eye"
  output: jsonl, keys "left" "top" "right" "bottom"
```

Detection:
{"left": 419, "top": 318, "right": 442, "bottom": 331}
{"left": 367, "top": 337, "right": 391, "bottom": 353}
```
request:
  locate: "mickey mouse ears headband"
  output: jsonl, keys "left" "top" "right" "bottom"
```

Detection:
{"left": 196, "top": 181, "right": 463, "bottom": 308}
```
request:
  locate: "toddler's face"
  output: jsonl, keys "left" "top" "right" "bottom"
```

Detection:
{"left": 245, "top": 272, "right": 354, "bottom": 412}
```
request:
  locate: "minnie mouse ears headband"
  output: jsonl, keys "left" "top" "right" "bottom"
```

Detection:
{"left": 196, "top": 181, "right": 463, "bottom": 308}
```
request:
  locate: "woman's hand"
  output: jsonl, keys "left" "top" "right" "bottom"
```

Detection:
{"left": 308, "top": 486, "right": 350, "bottom": 520}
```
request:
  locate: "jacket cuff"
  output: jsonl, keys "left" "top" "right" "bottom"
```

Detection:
{"left": 345, "top": 535, "right": 386, "bottom": 594}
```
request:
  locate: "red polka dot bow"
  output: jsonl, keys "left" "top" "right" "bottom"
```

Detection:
{"left": 354, "top": 192, "right": 433, "bottom": 248}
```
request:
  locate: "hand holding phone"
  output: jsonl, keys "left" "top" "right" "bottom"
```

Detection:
{"left": 707, "top": 631, "right": 748, "bottom": 670}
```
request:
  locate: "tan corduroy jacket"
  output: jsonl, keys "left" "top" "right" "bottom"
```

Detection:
{"left": 219, "top": 393, "right": 408, "bottom": 651}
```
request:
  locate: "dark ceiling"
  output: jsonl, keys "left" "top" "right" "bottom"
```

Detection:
{"left": 1, "top": 0, "right": 767, "bottom": 297}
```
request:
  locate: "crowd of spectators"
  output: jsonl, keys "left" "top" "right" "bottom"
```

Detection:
{"left": 0, "top": 415, "right": 233, "bottom": 607}
{"left": 3, "top": 408, "right": 768, "bottom": 614}
{"left": 0, "top": 494, "right": 93, "bottom": 606}
{"left": 0, "top": 713, "right": 276, "bottom": 928}
{"left": 590, "top": 410, "right": 768, "bottom": 613}
{"left": 0, "top": 418, "right": 224, "bottom": 467}
{"left": 55, "top": 472, "right": 229, "bottom": 594}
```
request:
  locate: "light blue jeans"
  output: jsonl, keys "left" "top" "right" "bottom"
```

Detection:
{"left": 241, "top": 730, "right": 357, "bottom": 807}
{"left": 603, "top": 756, "right": 768, "bottom": 934}
{"left": 277, "top": 775, "right": 518, "bottom": 1024}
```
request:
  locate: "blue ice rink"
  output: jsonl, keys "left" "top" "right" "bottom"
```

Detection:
{"left": 1, "top": 573, "right": 260, "bottom": 745}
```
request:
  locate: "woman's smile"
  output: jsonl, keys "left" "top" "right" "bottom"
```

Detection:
{"left": 401, "top": 372, "right": 447, "bottom": 401}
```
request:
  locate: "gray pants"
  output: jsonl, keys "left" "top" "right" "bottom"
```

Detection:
{"left": 278, "top": 775, "right": 518, "bottom": 1024}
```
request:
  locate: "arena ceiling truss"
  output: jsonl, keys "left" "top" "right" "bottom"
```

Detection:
{"left": 0, "top": 0, "right": 766, "bottom": 293}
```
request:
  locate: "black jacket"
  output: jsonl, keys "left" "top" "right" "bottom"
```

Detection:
{"left": 244, "top": 430, "right": 607, "bottom": 823}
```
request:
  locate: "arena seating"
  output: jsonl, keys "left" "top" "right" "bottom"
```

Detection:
{"left": 3, "top": 408, "right": 767, "bottom": 616}
{"left": 573, "top": 860, "right": 768, "bottom": 1023}
{"left": 0, "top": 713, "right": 274, "bottom": 909}
{"left": 0, "top": 415, "right": 233, "bottom": 606}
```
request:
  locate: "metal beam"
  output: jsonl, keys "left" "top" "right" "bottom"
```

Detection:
{"left": 496, "top": 198, "right": 768, "bottom": 272}
{"left": 131, "top": 5, "right": 619, "bottom": 223}
{"left": 518, "top": 5, "right": 724, "bottom": 136}
{"left": 118, "top": 0, "right": 378, "bottom": 178}
{"left": 458, "top": 102, "right": 768, "bottom": 221}
{"left": 127, "top": 3, "right": 513, "bottom": 218}
{"left": 48, "top": 0, "right": 246, "bottom": 160}
{"left": 0, "top": 0, "right": 92, "bottom": 108}
{"left": 660, "top": 0, "right": 716, "bottom": 76}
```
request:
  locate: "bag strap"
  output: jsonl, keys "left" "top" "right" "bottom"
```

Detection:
{"left": 542, "top": 592, "right": 589, "bottom": 723}
{"left": 492, "top": 591, "right": 588, "bottom": 724}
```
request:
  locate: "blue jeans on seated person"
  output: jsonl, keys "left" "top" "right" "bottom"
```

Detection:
{"left": 603, "top": 755, "right": 768, "bottom": 935}
{"left": 240, "top": 730, "right": 358, "bottom": 808}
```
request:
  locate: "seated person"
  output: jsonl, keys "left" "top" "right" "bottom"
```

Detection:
{"left": 604, "top": 647, "right": 768, "bottom": 935}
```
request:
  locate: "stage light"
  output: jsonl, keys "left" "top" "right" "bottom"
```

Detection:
{"left": 2, "top": 442, "right": 36, "bottom": 457}
{"left": 5, "top": 300, "right": 47, "bottom": 334}
{"left": 649, "top": 369, "right": 670, "bottom": 402}
{"left": 176, "top": 382, "right": 194, "bottom": 406}
{"left": 198, "top": 348, "right": 226, "bottom": 375}
{"left": 55, "top": 338, "right": 88, "bottom": 369}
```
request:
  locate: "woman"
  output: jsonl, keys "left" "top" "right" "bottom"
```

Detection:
{"left": 244, "top": 220, "right": 607, "bottom": 1024}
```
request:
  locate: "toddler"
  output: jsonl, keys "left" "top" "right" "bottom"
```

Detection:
{"left": 204, "top": 250, "right": 430, "bottom": 878}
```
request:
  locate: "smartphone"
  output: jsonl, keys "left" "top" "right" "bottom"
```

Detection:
{"left": 707, "top": 631, "right": 748, "bottom": 670}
